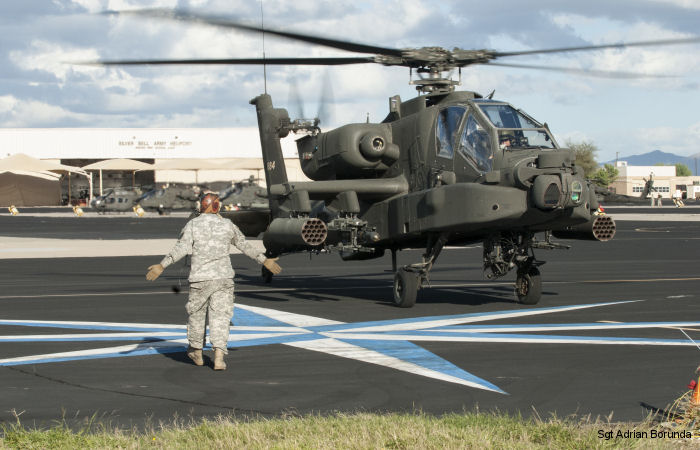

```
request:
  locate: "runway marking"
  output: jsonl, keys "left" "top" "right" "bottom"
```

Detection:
{"left": 2, "top": 300, "right": 700, "bottom": 394}
{"left": 599, "top": 320, "right": 700, "bottom": 333}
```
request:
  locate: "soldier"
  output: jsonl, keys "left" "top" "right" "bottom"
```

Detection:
{"left": 145, "top": 192, "right": 281, "bottom": 370}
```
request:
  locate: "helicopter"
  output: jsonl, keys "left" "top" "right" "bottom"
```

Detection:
{"left": 219, "top": 175, "right": 269, "bottom": 211}
{"left": 137, "top": 184, "right": 201, "bottom": 215}
{"left": 93, "top": 9, "right": 700, "bottom": 307}
{"left": 90, "top": 187, "right": 143, "bottom": 213}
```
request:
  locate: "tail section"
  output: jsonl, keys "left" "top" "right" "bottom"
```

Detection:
{"left": 250, "top": 94, "right": 290, "bottom": 217}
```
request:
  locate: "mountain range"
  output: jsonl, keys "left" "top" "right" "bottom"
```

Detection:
{"left": 604, "top": 150, "right": 700, "bottom": 175}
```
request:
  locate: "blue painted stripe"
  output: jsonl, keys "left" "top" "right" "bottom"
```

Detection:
{"left": 350, "top": 330, "right": 697, "bottom": 344}
{"left": 232, "top": 307, "right": 297, "bottom": 327}
{"left": 229, "top": 333, "right": 323, "bottom": 348}
{"left": 430, "top": 322, "right": 700, "bottom": 332}
{"left": 335, "top": 338, "right": 506, "bottom": 394}
{"left": 308, "top": 301, "right": 636, "bottom": 332}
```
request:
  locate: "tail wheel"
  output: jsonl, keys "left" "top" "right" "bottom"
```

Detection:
{"left": 393, "top": 268, "right": 418, "bottom": 308}
{"left": 516, "top": 267, "right": 542, "bottom": 305}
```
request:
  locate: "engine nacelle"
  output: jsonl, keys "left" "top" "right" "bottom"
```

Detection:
{"left": 297, "top": 123, "right": 400, "bottom": 180}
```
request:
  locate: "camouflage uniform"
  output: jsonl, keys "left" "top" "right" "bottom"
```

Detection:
{"left": 160, "top": 213, "right": 266, "bottom": 353}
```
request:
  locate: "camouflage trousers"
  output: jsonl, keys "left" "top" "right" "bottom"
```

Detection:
{"left": 186, "top": 279, "right": 235, "bottom": 354}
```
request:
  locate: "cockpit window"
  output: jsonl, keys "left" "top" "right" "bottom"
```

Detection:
{"left": 478, "top": 104, "right": 539, "bottom": 129}
{"left": 436, "top": 106, "right": 466, "bottom": 159}
{"left": 458, "top": 115, "right": 493, "bottom": 173}
{"left": 478, "top": 104, "right": 556, "bottom": 150}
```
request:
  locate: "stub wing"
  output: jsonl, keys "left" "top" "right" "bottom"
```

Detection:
{"left": 220, "top": 209, "right": 271, "bottom": 238}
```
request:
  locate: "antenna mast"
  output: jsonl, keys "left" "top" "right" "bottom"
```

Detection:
{"left": 260, "top": 0, "right": 267, "bottom": 93}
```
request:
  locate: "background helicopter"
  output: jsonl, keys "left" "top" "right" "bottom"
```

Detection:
{"left": 95, "top": 9, "right": 699, "bottom": 307}
{"left": 218, "top": 175, "right": 269, "bottom": 211}
{"left": 137, "top": 184, "right": 201, "bottom": 215}
{"left": 91, "top": 178, "right": 268, "bottom": 215}
{"left": 90, "top": 188, "right": 142, "bottom": 213}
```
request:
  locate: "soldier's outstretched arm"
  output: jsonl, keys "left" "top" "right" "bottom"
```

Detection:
{"left": 146, "top": 221, "right": 194, "bottom": 281}
{"left": 230, "top": 223, "right": 280, "bottom": 273}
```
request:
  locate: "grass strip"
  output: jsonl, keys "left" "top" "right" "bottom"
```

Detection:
{"left": 1, "top": 411, "right": 694, "bottom": 449}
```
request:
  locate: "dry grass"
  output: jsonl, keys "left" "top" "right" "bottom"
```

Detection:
{"left": 1, "top": 411, "right": 695, "bottom": 449}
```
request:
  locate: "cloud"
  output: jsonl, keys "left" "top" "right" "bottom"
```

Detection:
{"left": 9, "top": 40, "right": 102, "bottom": 85}
{"left": 0, "top": 95, "right": 88, "bottom": 127}
{"left": 1, "top": 0, "right": 699, "bottom": 148}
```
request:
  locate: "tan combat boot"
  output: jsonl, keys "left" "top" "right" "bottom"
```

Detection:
{"left": 214, "top": 348, "right": 227, "bottom": 371}
{"left": 187, "top": 346, "right": 203, "bottom": 366}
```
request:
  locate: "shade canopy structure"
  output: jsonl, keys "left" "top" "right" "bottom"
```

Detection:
{"left": 153, "top": 158, "right": 266, "bottom": 184}
{"left": 82, "top": 159, "right": 155, "bottom": 195}
{"left": 0, "top": 153, "right": 87, "bottom": 175}
{"left": 226, "top": 158, "right": 264, "bottom": 170}
{"left": 82, "top": 159, "right": 154, "bottom": 171}
{"left": 0, "top": 153, "right": 90, "bottom": 204}
{"left": 152, "top": 158, "right": 243, "bottom": 170}
{"left": 0, "top": 171, "right": 62, "bottom": 207}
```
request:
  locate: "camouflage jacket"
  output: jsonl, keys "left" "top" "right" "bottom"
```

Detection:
{"left": 160, "top": 213, "right": 266, "bottom": 282}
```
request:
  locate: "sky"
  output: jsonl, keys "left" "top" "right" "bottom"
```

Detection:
{"left": 1, "top": 0, "right": 699, "bottom": 162}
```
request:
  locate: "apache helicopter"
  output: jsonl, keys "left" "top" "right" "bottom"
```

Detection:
{"left": 95, "top": 10, "right": 700, "bottom": 307}
{"left": 219, "top": 175, "right": 268, "bottom": 211}
{"left": 137, "top": 184, "right": 201, "bottom": 214}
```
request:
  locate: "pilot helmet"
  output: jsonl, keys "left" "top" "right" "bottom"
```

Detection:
{"left": 199, "top": 192, "right": 221, "bottom": 214}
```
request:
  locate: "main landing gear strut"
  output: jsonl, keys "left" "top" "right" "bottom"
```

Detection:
{"left": 483, "top": 231, "right": 567, "bottom": 305}
{"left": 393, "top": 231, "right": 567, "bottom": 308}
{"left": 392, "top": 233, "right": 448, "bottom": 308}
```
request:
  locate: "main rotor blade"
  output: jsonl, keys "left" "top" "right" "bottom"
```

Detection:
{"left": 82, "top": 57, "right": 376, "bottom": 66}
{"left": 288, "top": 77, "right": 305, "bottom": 119}
{"left": 110, "top": 9, "right": 404, "bottom": 57}
{"left": 492, "top": 36, "right": 700, "bottom": 58}
{"left": 317, "top": 70, "right": 335, "bottom": 126}
{"left": 482, "top": 62, "right": 675, "bottom": 79}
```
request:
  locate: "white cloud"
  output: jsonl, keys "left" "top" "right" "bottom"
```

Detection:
{"left": 635, "top": 122, "right": 700, "bottom": 155}
{"left": 9, "top": 40, "right": 102, "bottom": 85}
{"left": 0, "top": 97, "right": 87, "bottom": 127}
{"left": 651, "top": 0, "right": 700, "bottom": 9}
{"left": 106, "top": 0, "right": 177, "bottom": 11}
{"left": 0, "top": 96, "right": 19, "bottom": 115}
{"left": 69, "top": 0, "right": 103, "bottom": 13}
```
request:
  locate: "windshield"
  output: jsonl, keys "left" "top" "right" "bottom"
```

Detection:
{"left": 478, "top": 104, "right": 556, "bottom": 149}
{"left": 479, "top": 104, "right": 539, "bottom": 128}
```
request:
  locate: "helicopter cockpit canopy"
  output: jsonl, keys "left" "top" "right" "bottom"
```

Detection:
{"left": 475, "top": 101, "right": 556, "bottom": 151}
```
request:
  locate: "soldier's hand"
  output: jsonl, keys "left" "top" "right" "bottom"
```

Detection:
{"left": 146, "top": 264, "right": 164, "bottom": 281}
{"left": 263, "top": 257, "right": 282, "bottom": 275}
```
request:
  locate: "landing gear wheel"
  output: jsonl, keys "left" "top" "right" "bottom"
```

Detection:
{"left": 516, "top": 267, "right": 542, "bottom": 305}
{"left": 393, "top": 268, "right": 418, "bottom": 308}
{"left": 262, "top": 265, "right": 273, "bottom": 284}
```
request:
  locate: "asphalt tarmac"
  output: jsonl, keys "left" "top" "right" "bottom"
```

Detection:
{"left": 1, "top": 209, "right": 699, "bottom": 429}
